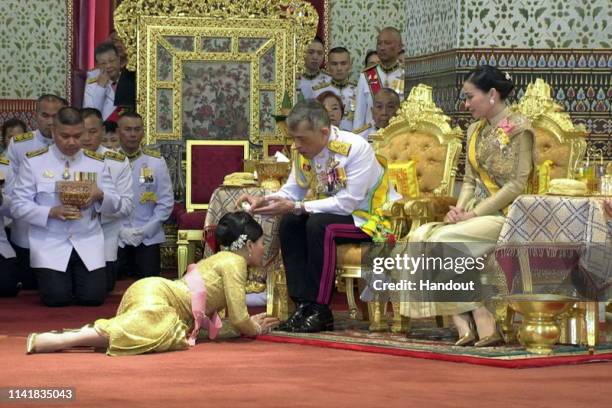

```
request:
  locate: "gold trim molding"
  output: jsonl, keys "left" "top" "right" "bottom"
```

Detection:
{"left": 114, "top": 0, "right": 319, "bottom": 72}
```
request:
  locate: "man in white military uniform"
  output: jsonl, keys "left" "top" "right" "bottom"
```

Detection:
{"left": 0, "top": 157, "right": 20, "bottom": 297}
{"left": 297, "top": 37, "right": 331, "bottom": 100}
{"left": 312, "top": 47, "right": 357, "bottom": 131}
{"left": 83, "top": 42, "right": 136, "bottom": 122}
{"left": 11, "top": 107, "right": 121, "bottom": 306}
{"left": 355, "top": 88, "right": 401, "bottom": 141}
{"left": 116, "top": 112, "right": 174, "bottom": 279}
{"left": 353, "top": 27, "right": 405, "bottom": 131}
{"left": 80, "top": 108, "right": 134, "bottom": 292}
{"left": 6, "top": 94, "right": 67, "bottom": 289}
{"left": 239, "top": 101, "right": 399, "bottom": 333}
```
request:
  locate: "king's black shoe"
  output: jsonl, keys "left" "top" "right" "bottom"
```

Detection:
{"left": 275, "top": 302, "right": 311, "bottom": 332}
{"left": 294, "top": 304, "right": 334, "bottom": 333}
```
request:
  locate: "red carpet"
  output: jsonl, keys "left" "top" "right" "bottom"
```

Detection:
{"left": 2, "top": 282, "right": 612, "bottom": 407}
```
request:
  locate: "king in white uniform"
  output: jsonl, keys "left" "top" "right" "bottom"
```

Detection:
{"left": 238, "top": 101, "right": 399, "bottom": 333}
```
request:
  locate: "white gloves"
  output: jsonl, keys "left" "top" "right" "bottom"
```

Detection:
{"left": 119, "top": 227, "right": 144, "bottom": 247}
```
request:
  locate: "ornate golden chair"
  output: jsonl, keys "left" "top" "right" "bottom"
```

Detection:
{"left": 518, "top": 79, "right": 588, "bottom": 189}
{"left": 335, "top": 84, "right": 464, "bottom": 331}
{"left": 493, "top": 78, "right": 589, "bottom": 342}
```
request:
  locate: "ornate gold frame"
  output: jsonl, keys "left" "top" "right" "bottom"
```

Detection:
{"left": 114, "top": 0, "right": 318, "bottom": 145}
{"left": 185, "top": 140, "right": 250, "bottom": 211}
{"left": 513, "top": 79, "right": 588, "bottom": 178}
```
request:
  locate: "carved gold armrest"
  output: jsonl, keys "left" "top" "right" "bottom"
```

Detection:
{"left": 403, "top": 196, "right": 457, "bottom": 235}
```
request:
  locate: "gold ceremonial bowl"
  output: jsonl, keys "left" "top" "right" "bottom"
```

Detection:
{"left": 56, "top": 180, "right": 94, "bottom": 220}
{"left": 255, "top": 159, "right": 290, "bottom": 191}
{"left": 506, "top": 294, "right": 576, "bottom": 355}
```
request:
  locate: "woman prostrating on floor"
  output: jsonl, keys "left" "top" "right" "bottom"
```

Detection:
{"left": 26, "top": 212, "right": 279, "bottom": 356}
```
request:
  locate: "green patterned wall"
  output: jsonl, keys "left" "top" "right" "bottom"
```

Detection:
{"left": 329, "top": 0, "right": 407, "bottom": 81}
{"left": 0, "top": 0, "right": 71, "bottom": 99}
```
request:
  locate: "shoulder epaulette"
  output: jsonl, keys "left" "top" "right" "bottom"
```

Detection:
{"left": 362, "top": 63, "right": 378, "bottom": 73}
{"left": 328, "top": 140, "right": 351, "bottom": 156}
{"left": 86, "top": 76, "right": 98, "bottom": 84}
{"left": 84, "top": 150, "right": 104, "bottom": 161}
{"left": 104, "top": 151, "right": 126, "bottom": 162}
{"left": 14, "top": 132, "right": 34, "bottom": 143}
{"left": 143, "top": 147, "right": 161, "bottom": 158}
{"left": 0, "top": 156, "right": 9, "bottom": 165}
{"left": 353, "top": 124, "right": 372, "bottom": 134}
{"left": 26, "top": 146, "right": 49, "bottom": 158}
{"left": 313, "top": 81, "right": 331, "bottom": 91}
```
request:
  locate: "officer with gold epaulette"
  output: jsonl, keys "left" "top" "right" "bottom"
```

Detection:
{"left": 0, "top": 156, "right": 20, "bottom": 297}
{"left": 312, "top": 47, "right": 357, "bottom": 131}
{"left": 11, "top": 108, "right": 122, "bottom": 307}
{"left": 354, "top": 88, "right": 401, "bottom": 142}
{"left": 115, "top": 112, "right": 173, "bottom": 279}
{"left": 80, "top": 108, "right": 134, "bottom": 292}
{"left": 5, "top": 94, "right": 68, "bottom": 289}
{"left": 297, "top": 37, "right": 332, "bottom": 100}
{"left": 238, "top": 101, "right": 400, "bottom": 333}
{"left": 353, "top": 27, "right": 405, "bottom": 130}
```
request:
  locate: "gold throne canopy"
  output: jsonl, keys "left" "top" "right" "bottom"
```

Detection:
{"left": 114, "top": 0, "right": 318, "bottom": 146}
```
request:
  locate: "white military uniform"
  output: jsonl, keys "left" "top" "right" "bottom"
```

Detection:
{"left": 119, "top": 148, "right": 174, "bottom": 247}
{"left": 312, "top": 80, "right": 357, "bottom": 131}
{"left": 83, "top": 75, "right": 117, "bottom": 120}
{"left": 0, "top": 157, "right": 16, "bottom": 259}
{"left": 10, "top": 145, "right": 121, "bottom": 272}
{"left": 6, "top": 130, "right": 54, "bottom": 249}
{"left": 270, "top": 126, "right": 400, "bottom": 227}
{"left": 353, "top": 124, "right": 376, "bottom": 141}
{"left": 96, "top": 146, "right": 134, "bottom": 262}
{"left": 298, "top": 71, "right": 332, "bottom": 100}
{"left": 353, "top": 63, "right": 405, "bottom": 130}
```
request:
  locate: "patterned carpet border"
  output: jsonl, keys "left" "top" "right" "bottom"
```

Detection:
{"left": 256, "top": 331, "right": 612, "bottom": 369}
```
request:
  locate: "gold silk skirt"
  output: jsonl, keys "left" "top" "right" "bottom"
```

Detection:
{"left": 400, "top": 214, "right": 506, "bottom": 318}
{"left": 94, "top": 277, "right": 194, "bottom": 356}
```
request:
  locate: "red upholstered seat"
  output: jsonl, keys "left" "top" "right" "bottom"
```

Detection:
{"left": 178, "top": 141, "right": 249, "bottom": 277}
{"left": 178, "top": 210, "right": 206, "bottom": 230}
{"left": 189, "top": 144, "right": 248, "bottom": 206}
{"left": 265, "top": 143, "right": 286, "bottom": 157}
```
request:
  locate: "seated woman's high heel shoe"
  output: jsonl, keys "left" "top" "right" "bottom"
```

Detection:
{"left": 474, "top": 331, "right": 503, "bottom": 347}
{"left": 454, "top": 330, "right": 477, "bottom": 346}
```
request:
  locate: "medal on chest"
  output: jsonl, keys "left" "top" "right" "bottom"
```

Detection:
{"left": 314, "top": 155, "right": 347, "bottom": 196}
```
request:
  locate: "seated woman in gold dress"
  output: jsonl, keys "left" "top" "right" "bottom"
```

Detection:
{"left": 26, "top": 212, "right": 279, "bottom": 356}
{"left": 407, "top": 65, "right": 534, "bottom": 347}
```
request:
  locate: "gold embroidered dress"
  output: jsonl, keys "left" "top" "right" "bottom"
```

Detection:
{"left": 94, "top": 252, "right": 259, "bottom": 356}
{"left": 400, "top": 107, "right": 534, "bottom": 317}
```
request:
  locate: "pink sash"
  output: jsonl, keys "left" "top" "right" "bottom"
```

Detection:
{"left": 184, "top": 264, "right": 223, "bottom": 346}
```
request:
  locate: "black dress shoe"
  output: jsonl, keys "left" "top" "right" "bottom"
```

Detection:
{"left": 275, "top": 302, "right": 311, "bottom": 332}
{"left": 294, "top": 304, "right": 334, "bottom": 333}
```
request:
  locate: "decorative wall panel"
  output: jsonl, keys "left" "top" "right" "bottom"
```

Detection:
{"left": 330, "top": 0, "right": 407, "bottom": 80}
{"left": 0, "top": 0, "right": 72, "bottom": 100}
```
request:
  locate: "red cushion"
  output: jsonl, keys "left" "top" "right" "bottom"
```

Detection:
{"left": 178, "top": 210, "right": 207, "bottom": 230}
{"left": 190, "top": 145, "right": 246, "bottom": 205}
{"left": 266, "top": 144, "right": 286, "bottom": 157}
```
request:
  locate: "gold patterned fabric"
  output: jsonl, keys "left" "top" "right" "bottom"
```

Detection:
{"left": 95, "top": 252, "right": 256, "bottom": 356}
{"left": 458, "top": 107, "right": 535, "bottom": 216}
